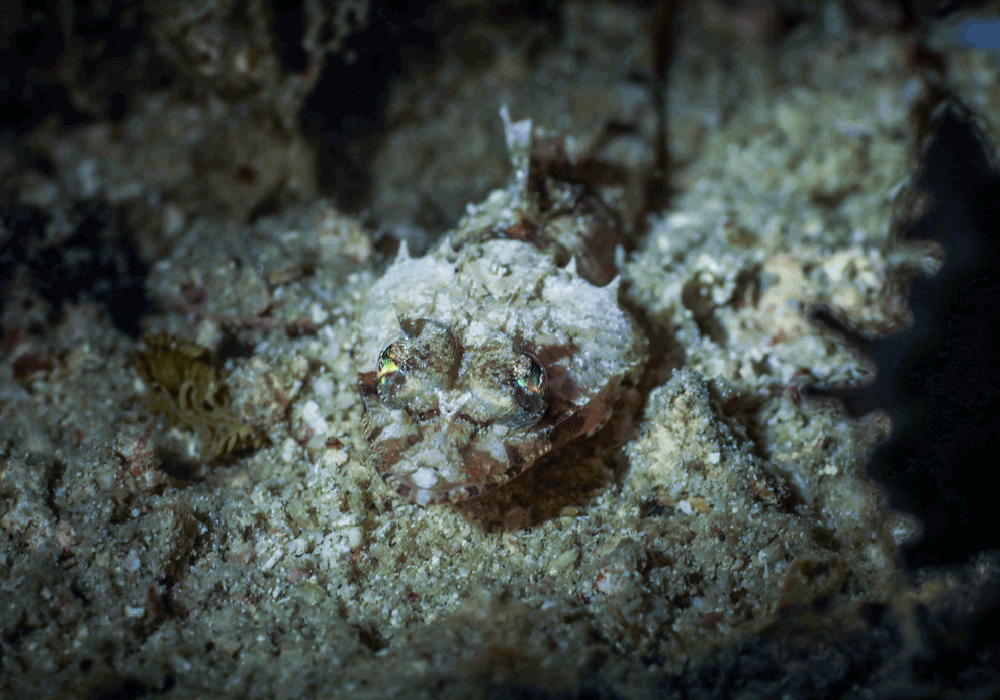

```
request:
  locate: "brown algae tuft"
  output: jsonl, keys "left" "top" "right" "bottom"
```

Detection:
{"left": 134, "top": 333, "right": 266, "bottom": 459}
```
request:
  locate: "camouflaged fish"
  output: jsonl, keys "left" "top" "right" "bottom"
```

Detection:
{"left": 357, "top": 109, "right": 647, "bottom": 505}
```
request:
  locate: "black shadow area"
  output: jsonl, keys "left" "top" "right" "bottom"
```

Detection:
{"left": 856, "top": 109, "right": 1000, "bottom": 569}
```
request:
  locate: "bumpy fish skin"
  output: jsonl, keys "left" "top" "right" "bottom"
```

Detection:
{"left": 357, "top": 113, "right": 647, "bottom": 505}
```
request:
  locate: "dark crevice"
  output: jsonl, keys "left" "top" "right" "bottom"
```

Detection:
{"left": 680, "top": 278, "right": 728, "bottom": 346}
{"left": 69, "top": 578, "right": 90, "bottom": 607}
{"left": 270, "top": 0, "right": 309, "bottom": 73}
{"left": 354, "top": 621, "right": 389, "bottom": 653}
{"left": 44, "top": 457, "right": 66, "bottom": 517}
{"left": 300, "top": 1, "right": 443, "bottom": 210}
{"left": 89, "top": 677, "right": 156, "bottom": 700}
{"left": 0, "top": 0, "right": 149, "bottom": 133}
{"left": 0, "top": 202, "right": 150, "bottom": 337}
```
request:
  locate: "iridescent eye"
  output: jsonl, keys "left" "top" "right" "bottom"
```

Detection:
{"left": 374, "top": 321, "right": 460, "bottom": 411}
{"left": 377, "top": 343, "right": 403, "bottom": 386}
{"left": 514, "top": 355, "right": 545, "bottom": 395}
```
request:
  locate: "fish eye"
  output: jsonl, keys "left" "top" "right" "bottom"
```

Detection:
{"left": 513, "top": 354, "right": 545, "bottom": 396}
{"left": 377, "top": 342, "right": 403, "bottom": 386}
{"left": 376, "top": 341, "right": 409, "bottom": 407}
{"left": 459, "top": 347, "right": 549, "bottom": 429}
{"left": 501, "top": 352, "right": 546, "bottom": 426}
{"left": 374, "top": 320, "right": 460, "bottom": 411}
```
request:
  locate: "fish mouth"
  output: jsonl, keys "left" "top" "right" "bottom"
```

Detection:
{"left": 365, "top": 409, "right": 547, "bottom": 503}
